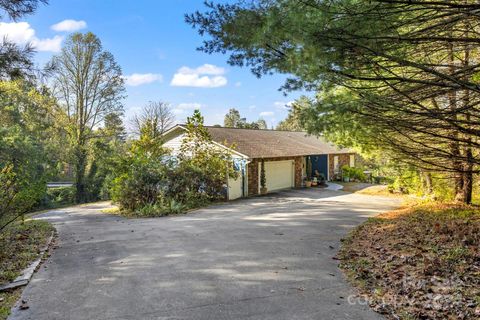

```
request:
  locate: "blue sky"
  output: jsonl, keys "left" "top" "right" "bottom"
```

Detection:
{"left": 0, "top": 0, "right": 304, "bottom": 128}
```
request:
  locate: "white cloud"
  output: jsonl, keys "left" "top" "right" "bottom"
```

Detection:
{"left": 51, "top": 19, "right": 87, "bottom": 32}
{"left": 123, "top": 73, "right": 162, "bottom": 86}
{"left": 185, "top": 64, "right": 225, "bottom": 75}
{"left": 274, "top": 101, "right": 295, "bottom": 109}
{"left": 33, "top": 35, "right": 63, "bottom": 52}
{"left": 260, "top": 111, "right": 275, "bottom": 117}
{"left": 0, "top": 22, "right": 33, "bottom": 43}
{"left": 171, "top": 64, "right": 227, "bottom": 88}
{"left": 173, "top": 102, "right": 203, "bottom": 115}
{"left": 0, "top": 22, "right": 63, "bottom": 52}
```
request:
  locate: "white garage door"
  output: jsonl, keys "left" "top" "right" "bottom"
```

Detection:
{"left": 259, "top": 160, "right": 294, "bottom": 192}
{"left": 228, "top": 175, "right": 243, "bottom": 200}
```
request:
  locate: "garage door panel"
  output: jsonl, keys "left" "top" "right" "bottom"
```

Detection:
{"left": 228, "top": 176, "right": 243, "bottom": 200}
{"left": 259, "top": 160, "right": 294, "bottom": 192}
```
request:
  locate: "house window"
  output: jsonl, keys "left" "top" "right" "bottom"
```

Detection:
{"left": 333, "top": 156, "right": 339, "bottom": 173}
{"left": 350, "top": 154, "right": 355, "bottom": 167}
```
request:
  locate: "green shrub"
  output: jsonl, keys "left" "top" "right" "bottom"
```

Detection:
{"left": 164, "top": 199, "right": 186, "bottom": 214}
{"left": 342, "top": 165, "right": 367, "bottom": 182}
{"left": 32, "top": 186, "right": 76, "bottom": 211}
{"left": 0, "top": 164, "right": 46, "bottom": 231}
{"left": 135, "top": 203, "right": 164, "bottom": 217}
{"left": 46, "top": 186, "right": 76, "bottom": 206}
{"left": 110, "top": 157, "right": 171, "bottom": 212}
{"left": 110, "top": 110, "right": 236, "bottom": 217}
{"left": 352, "top": 167, "right": 366, "bottom": 181}
{"left": 390, "top": 169, "right": 421, "bottom": 195}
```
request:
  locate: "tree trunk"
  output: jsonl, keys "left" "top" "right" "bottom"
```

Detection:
{"left": 74, "top": 145, "right": 88, "bottom": 203}
{"left": 461, "top": 109, "right": 473, "bottom": 204}
{"left": 447, "top": 41, "right": 465, "bottom": 203}
{"left": 422, "top": 171, "right": 433, "bottom": 196}
{"left": 462, "top": 161, "right": 473, "bottom": 204}
{"left": 460, "top": 31, "right": 473, "bottom": 205}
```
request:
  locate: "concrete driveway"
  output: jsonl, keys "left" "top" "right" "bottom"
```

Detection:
{"left": 10, "top": 188, "right": 400, "bottom": 320}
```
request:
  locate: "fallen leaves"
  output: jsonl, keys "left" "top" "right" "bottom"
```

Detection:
{"left": 339, "top": 203, "right": 480, "bottom": 320}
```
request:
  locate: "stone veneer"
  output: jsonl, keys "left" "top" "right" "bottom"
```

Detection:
{"left": 247, "top": 156, "right": 303, "bottom": 196}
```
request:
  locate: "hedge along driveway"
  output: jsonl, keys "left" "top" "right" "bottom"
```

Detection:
{"left": 9, "top": 189, "right": 400, "bottom": 320}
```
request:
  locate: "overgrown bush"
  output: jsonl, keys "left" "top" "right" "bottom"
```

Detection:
{"left": 0, "top": 80, "right": 60, "bottom": 231}
{"left": 110, "top": 110, "right": 236, "bottom": 217}
{"left": 0, "top": 164, "right": 46, "bottom": 232}
{"left": 110, "top": 154, "right": 173, "bottom": 212}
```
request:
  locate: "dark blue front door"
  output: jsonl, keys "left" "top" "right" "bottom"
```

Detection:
{"left": 310, "top": 154, "right": 328, "bottom": 179}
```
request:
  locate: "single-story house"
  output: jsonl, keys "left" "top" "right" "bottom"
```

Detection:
{"left": 162, "top": 125, "right": 358, "bottom": 200}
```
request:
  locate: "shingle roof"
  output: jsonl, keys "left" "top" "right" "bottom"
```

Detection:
{"left": 203, "top": 126, "right": 351, "bottom": 158}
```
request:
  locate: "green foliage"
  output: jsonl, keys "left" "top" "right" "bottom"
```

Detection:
{"left": 341, "top": 165, "right": 366, "bottom": 182}
{"left": 260, "top": 159, "right": 266, "bottom": 188}
{"left": 276, "top": 97, "right": 308, "bottom": 131}
{"left": 50, "top": 32, "right": 125, "bottom": 203}
{"left": 109, "top": 115, "right": 170, "bottom": 212}
{"left": 187, "top": 0, "right": 480, "bottom": 204}
{"left": 179, "top": 109, "right": 237, "bottom": 197}
{"left": 110, "top": 152, "right": 170, "bottom": 212}
{"left": 224, "top": 108, "right": 244, "bottom": 128}
{"left": 110, "top": 110, "right": 236, "bottom": 217}
{"left": 39, "top": 186, "right": 76, "bottom": 209}
{"left": 135, "top": 203, "right": 165, "bottom": 217}
{"left": 85, "top": 114, "right": 127, "bottom": 201}
{"left": 390, "top": 168, "right": 422, "bottom": 195}
{"left": 0, "top": 80, "right": 56, "bottom": 231}
{"left": 0, "top": 0, "right": 47, "bottom": 81}
{"left": 224, "top": 108, "right": 268, "bottom": 129}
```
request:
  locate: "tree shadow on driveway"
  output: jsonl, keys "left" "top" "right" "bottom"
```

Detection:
{"left": 9, "top": 189, "right": 400, "bottom": 320}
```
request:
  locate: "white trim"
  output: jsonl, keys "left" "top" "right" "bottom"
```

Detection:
{"left": 210, "top": 140, "right": 250, "bottom": 159}
{"left": 161, "top": 124, "right": 185, "bottom": 137}
{"left": 161, "top": 124, "right": 250, "bottom": 160}
{"left": 327, "top": 155, "right": 330, "bottom": 181}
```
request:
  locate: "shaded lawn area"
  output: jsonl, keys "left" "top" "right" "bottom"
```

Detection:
{"left": 339, "top": 204, "right": 480, "bottom": 320}
{"left": 0, "top": 220, "right": 54, "bottom": 320}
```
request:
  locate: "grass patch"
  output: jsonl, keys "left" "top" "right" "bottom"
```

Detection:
{"left": 100, "top": 206, "right": 120, "bottom": 215}
{"left": 111, "top": 199, "right": 217, "bottom": 219}
{"left": 338, "top": 182, "right": 402, "bottom": 197}
{"left": 0, "top": 220, "right": 54, "bottom": 320}
{"left": 0, "top": 289, "right": 20, "bottom": 320}
{"left": 339, "top": 203, "right": 480, "bottom": 319}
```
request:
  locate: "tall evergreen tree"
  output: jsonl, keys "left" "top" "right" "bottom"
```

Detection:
{"left": 187, "top": 0, "right": 480, "bottom": 203}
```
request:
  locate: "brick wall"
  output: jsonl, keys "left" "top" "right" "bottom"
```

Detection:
{"left": 247, "top": 159, "right": 259, "bottom": 196}
{"left": 328, "top": 153, "right": 356, "bottom": 180}
{"left": 247, "top": 156, "right": 303, "bottom": 196}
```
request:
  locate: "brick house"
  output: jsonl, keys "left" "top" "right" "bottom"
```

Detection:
{"left": 162, "top": 125, "right": 356, "bottom": 200}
